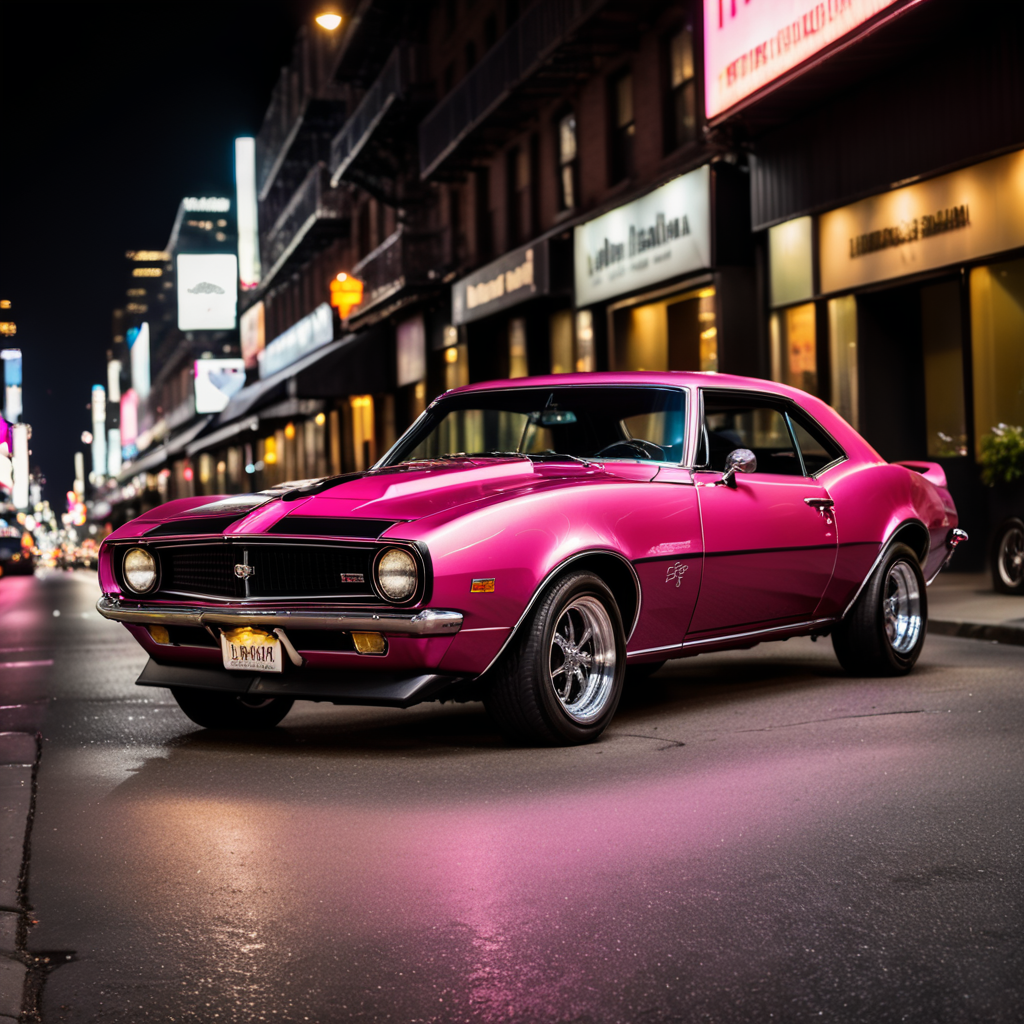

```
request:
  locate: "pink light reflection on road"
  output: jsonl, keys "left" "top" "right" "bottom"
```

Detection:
{"left": 116, "top": 735, "right": 922, "bottom": 1021}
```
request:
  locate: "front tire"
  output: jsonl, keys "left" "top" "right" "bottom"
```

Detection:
{"left": 484, "top": 571, "right": 625, "bottom": 746}
{"left": 992, "top": 518, "right": 1024, "bottom": 594}
{"left": 170, "top": 687, "right": 294, "bottom": 729}
{"left": 832, "top": 542, "right": 926, "bottom": 676}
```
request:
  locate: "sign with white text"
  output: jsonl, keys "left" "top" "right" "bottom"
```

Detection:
{"left": 574, "top": 167, "right": 711, "bottom": 307}
{"left": 452, "top": 240, "right": 550, "bottom": 325}
{"left": 703, "top": 0, "right": 899, "bottom": 120}
{"left": 818, "top": 149, "right": 1024, "bottom": 294}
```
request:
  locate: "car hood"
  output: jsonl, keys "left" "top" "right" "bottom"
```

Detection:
{"left": 112, "top": 458, "right": 661, "bottom": 540}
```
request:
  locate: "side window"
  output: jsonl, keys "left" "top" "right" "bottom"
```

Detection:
{"left": 699, "top": 393, "right": 802, "bottom": 476}
{"left": 788, "top": 408, "right": 846, "bottom": 475}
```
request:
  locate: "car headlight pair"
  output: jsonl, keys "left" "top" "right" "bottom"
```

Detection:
{"left": 120, "top": 544, "right": 418, "bottom": 603}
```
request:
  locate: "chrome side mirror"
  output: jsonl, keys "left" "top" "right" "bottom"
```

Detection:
{"left": 717, "top": 448, "right": 757, "bottom": 488}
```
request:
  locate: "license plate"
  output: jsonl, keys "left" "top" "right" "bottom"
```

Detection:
{"left": 220, "top": 627, "right": 283, "bottom": 673}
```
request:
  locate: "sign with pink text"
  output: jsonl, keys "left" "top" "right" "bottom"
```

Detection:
{"left": 703, "top": 0, "right": 900, "bottom": 120}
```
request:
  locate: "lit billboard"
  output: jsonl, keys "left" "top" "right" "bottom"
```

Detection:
{"left": 194, "top": 358, "right": 246, "bottom": 414}
{"left": 259, "top": 303, "right": 334, "bottom": 378}
{"left": 129, "top": 322, "right": 151, "bottom": 400}
{"left": 703, "top": 0, "right": 899, "bottom": 120}
{"left": 240, "top": 300, "right": 266, "bottom": 369}
{"left": 177, "top": 253, "right": 239, "bottom": 331}
{"left": 235, "top": 138, "right": 262, "bottom": 290}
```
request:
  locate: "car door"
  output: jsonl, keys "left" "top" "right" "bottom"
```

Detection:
{"left": 687, "top": 390, "right": 837, "bottom": 637}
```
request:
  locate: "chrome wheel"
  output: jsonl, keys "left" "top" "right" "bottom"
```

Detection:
{"left": 997, "top": 524, "right": 1024, "bottom": 589}
{"left": 548, "top": 595, "right": 616, "bottom": 723}
{"left": 883, "top": 560, "right": 922, "bottom": 653}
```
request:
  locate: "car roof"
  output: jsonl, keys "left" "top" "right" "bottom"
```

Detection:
{"left": 441, "top": 371, "right": 881, "bottom": 464}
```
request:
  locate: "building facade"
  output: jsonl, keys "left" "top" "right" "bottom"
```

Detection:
{"left": 98, "top": 0, "right": 1023, "bottom": 569}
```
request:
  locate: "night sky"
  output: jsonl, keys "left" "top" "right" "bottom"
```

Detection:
{"left": 0, "top": 1, "right": 322, "bottom": 505}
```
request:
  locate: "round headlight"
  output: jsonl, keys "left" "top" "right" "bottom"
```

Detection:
{"left": 123, "top": 547, "right": 158, "bottom": 594}
{"left": 376, "top": 547, "right": 418, "bottom": 603}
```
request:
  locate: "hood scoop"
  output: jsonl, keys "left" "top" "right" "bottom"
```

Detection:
{"left": 146, "top": 515, "right": 245, "bottom": 537}
{"left": 267, "top": 517, "right": 402, "bottom": 539}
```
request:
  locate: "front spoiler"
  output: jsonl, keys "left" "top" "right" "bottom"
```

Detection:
{"left": 136, "top": 658, "right": 466, "bottom": 708}
{"left": 96, "top": 594, "right": 463, "bottom": 636}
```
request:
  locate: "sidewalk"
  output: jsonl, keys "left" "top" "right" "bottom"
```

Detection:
{"left": 928, "top": 572, "right": 1024, "bottom": 646}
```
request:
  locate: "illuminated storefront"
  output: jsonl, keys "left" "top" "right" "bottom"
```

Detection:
{"left": 766, "top": 148, "right": 1024, "bottom": 563}
{"left": 573, "top": 163, "right": 754, "bottom": 376}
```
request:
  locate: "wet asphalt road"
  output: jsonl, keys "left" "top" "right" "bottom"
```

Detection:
{"left": 1, "top": 569, "right": 1021, "bottom": 1023}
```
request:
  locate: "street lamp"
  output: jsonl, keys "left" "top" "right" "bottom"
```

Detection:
{"left": 315, "top": 11, "right": 342, "bottom": 30}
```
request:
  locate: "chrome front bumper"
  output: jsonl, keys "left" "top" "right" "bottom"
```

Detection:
{"left": 96, "top": 594, "right": 463, "bottom": 635}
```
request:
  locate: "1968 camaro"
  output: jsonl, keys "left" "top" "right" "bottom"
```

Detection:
{"left": 97, "top": 372, "right": 967, "bottom": 745}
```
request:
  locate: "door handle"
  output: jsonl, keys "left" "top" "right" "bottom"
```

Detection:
{"left": 804, "top": 497, "right": 835, "bottom": 521}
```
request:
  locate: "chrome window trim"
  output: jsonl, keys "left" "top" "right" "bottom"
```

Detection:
{"left": 377, "top": 383, "right": 694, "bottom": 470}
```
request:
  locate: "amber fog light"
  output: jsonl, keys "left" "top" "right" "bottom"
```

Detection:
{"left": 148, "top": 625, "right": 170, "bottom": 645}
{"left": 123, "top": 547, "right": 158, "bottom": 594}
{"left": 375, "top": 547, "right": 418, "bottom": 602}
{"left": 351, "top": 631, "right": 387, "bottom": 655}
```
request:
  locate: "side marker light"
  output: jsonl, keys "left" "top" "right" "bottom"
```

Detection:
{"left": 471, "top": 578, "right": 495, "bottom": 593}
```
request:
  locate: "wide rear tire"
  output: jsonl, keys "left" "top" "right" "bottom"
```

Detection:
{"left": 170, "top": 687, "right": 294, "bottom": 729}
{"left": 832, "top": 542, "right": 926, "bottom": 676}
{"left": 484, "top": 571, "right": 625, "bottom": 746}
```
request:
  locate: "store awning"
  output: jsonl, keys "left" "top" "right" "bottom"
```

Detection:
{"left": 186, "top": 416, "right": 260, "bottom": 459}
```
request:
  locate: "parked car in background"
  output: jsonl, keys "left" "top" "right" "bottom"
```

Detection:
{"left": 96, "top": 372, "right": 967, "bottom": 745}
{"left": 991, "top": 516, "right": 1024, "bottom": 593}
{"left": 0, "top": 529, "right": 35, "bottom": 577}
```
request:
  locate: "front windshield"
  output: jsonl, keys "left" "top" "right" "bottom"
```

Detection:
{"left": 383, "top": 386, "right": 687, "bottom": 466}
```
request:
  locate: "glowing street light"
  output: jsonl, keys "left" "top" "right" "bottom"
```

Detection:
{"left": 315, "top": 12, "right": 342, "bottom": 30}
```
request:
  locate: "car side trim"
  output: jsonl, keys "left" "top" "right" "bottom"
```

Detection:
{"left": 474, "top": 549, "right": 643, "bottom": 678}
{"left": 628, "top": 616, "right": 837, "bottom": 658}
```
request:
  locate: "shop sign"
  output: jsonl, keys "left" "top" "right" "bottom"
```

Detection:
{"left": 819, "top": 149, "right": 1024, "bottom": 294}
{"left": 704, "top": 0, "right": 899, "bottom": 120}
{"left": 452, "top": 240, "right": 549, "bottom": 326}
{"left": 574, "top": 167, "right": 711, "bottom": 307}
{"left": 259, "top": 302, "right": 334, "bottom": 379}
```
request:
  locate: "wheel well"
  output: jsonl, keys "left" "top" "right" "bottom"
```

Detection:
{"left": 890, "top": 521, "right": 930, "bottom": 566}
{"left": 566, "top": 553, "right": 640, "bottom": 637}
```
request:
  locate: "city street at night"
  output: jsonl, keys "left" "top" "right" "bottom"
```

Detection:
{"left": 2, "top": 0, "right": 1023, "bottom": 1020}
{"left": 3, "top": 569, "right": 1020, "bottom": 1023}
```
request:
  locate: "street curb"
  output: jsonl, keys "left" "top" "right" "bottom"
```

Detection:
{"left": 930, "top": 619, "right": 1024, "bottom": 646}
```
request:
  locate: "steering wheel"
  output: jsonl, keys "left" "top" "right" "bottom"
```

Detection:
{"left": 593, "top": 439, "right": 666, "bottom": 460}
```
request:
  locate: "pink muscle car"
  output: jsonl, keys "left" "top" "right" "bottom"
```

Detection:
{"left": 97, "top": 372, "right": 967, "bottom": 745}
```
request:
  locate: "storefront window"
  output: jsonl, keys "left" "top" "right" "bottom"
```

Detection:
{"left": 768, "top": 217, "right": 813, "bottom": 309}
{"left": 557, "top": 112, "right": 577, "bottom": 211}
{"left": 351, "top": 395, "right": 375, "bottom": 471}
{"left": 575, "top": 311, "right": 596, "bottom": 372}
{"left": 611, "top": 286, "right": 716, "bottom": 372}
{"left": 770, "top": 303, "right": 817, "bottom": 395}
{"left": 609, "top": 70, "right": 634, "bottom": 184}
{"left": 970, "top": 257, "right": 1024, "bottom": 458}
{"left": 550, "top": 310, "right": 574, "bottom": 374}
{"left": 509, "top": 318, "right": 528, "bottom": 377}
{"left": 444, "top": 341, "right": 469, "bottom": 391}
{"left": 921, "top": 280, "right": 967, "bottom": 457}
{"left": 666, "top": 26, "right": 696, "bottom": 152}
{"left": 828, "top": 296, "right": 859, "bottom": 429}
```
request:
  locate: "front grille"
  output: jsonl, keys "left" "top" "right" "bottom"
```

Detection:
{"left": 154, "top": 542, "right": 376, "bottom": 600}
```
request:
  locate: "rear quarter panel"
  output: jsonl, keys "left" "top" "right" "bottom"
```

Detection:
{"left": 817, "top": 460, "right": 955, "bottom": 617}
